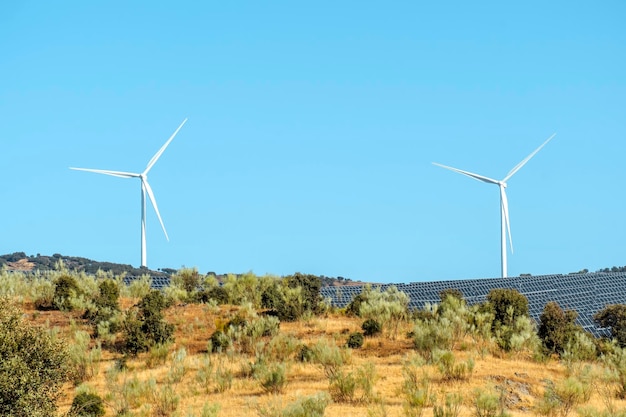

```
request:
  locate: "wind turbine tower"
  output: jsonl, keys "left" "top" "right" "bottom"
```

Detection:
{"left": 71, "top": 119, "right": 187, "bottom": 268}
{"left": 433, "top": 134, "right": 555, "bottom": 278}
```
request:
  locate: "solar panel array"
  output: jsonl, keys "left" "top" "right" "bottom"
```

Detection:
{"left": 124, "top": 276, "right": 171, "bottom": 289}
{"left": 122, "top": 271, "right": 626, "bottom": 336}
{"left": 321, "top": 272, "right": 626, "bottom": 336}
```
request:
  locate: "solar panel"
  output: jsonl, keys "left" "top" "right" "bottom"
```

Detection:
{"left": 321, "top": 271, "right": 626, "bottom": 337}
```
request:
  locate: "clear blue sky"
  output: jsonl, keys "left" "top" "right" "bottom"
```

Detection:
{"left": 1, "top": 1, "right": 625, "bottom": 283}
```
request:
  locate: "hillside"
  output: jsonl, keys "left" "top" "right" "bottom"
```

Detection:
{"left": 4, "top": 268, "right": 626, "bottom": 417}
{"left": 0, "top": 252, "right": 367, "bottom": 287}
{"left": 0, "top": 252, "right": 170, "bottom": 277}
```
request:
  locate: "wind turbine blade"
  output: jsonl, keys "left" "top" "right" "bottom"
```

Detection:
{"left": 501, "top": 187, "right": 513, "bottom": 253}
{"left": 142, "top": 178, "right": 169, "bottom": 241}
{"left": 144, "top": 118, "right": 188, "bottom": 174}
{"left": 432, "top": 162, "right": 500, "bottom": 184}
{"left": 503, "top": 133, "right": 556, "bottom": 182}
{"left": 69, "top": 167, "right": 140, "bottom": 178}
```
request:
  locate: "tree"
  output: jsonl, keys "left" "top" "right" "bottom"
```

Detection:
{"left": 53, "top": 273, "right": 81, "bottom": 311}
{"left": 594, "top": 304, "right": 626, "bottom": 347}
{"left": 0, "top": 300, "right": 71, "bottom": 416}
{"left": 122, "top": 290, "right": 174, "bottom": 354}
{"left": 538, "top": 301, "right": 579, "bottom": 355}
{"left": 485, "top": 288, "right": 529, "bottom": 330}
{"left": 284, "top": 272, "right": 323, "bottom": 315}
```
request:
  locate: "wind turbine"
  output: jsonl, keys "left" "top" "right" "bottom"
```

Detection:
{"left": 70, "top": 118, "right": 187, "bottom": 268}
{"left": 433, "top": 133, "right": 556, "bottom": 278}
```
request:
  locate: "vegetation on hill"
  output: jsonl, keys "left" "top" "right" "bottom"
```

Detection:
{"left": 4, "top": 268, "right": 626, "bottom": 417}
{"left": 0, "top": 252, "right": 169, "bottom": 277}
{"left": 0, "top": 252, "right": 358, "bottom": 287}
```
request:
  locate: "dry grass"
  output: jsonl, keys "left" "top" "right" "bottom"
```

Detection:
{"left": 17, "top": 299, "right": 625, "bottom": 417}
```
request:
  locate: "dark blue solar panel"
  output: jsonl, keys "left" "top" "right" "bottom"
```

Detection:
{"left": 320, "top": 271, "right": 626, "bottom": 337}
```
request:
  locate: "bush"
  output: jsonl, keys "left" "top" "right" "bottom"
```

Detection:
{"left": 53, "top": 274, "right": 82, "bottom": 311}
{"left": 346, "top": 332, "right": 364, "bottom": 349}
{"left": 401, "top": 356, "right": 432, "bottom": 417}
{"left": 257, "top": 392, "right": 331, "bottom": 417}
{"left": 259, "top": 363, "right": 288, "bottom": 394}
{"left": 209, "top": 330, "right": 231, "bottom": 353}
{"left": 197, "top": 286, "right": 229, "bottom": 305}
{"left": 84, "top": 279, "right": 120, "bottom": 335}
{"left": 0, "top": 300, "right": 71, "bottom": 416}
{"left": 69, "top": 391, "right": 105, "bottom": 417}
{"left": 122, "top": 290, "right": 174, "bottom": 354}
{"left": 538, "top": 301, "right": 581, "bottom": 356}
{"left": 359, "top": 285, "right": 409, "bottom": 339}
{"left": 328, "top": 369, "right": 357, "bottom": 402}
{"left": 345, "top": 292, "right": 367, "bottom": 317}
{"left": 297, "top": 344, "right": 314, "bottom": 363}
{"left": 595, "top": 304, "right": 626, "bottom": 348}
{"left": 474, "top": 388, "right": 509, "bottom": 417}
{"left": 486, "top": 288, "right": 529, "bottom": 330}
{"left": 284, "top": 272, "right": 323, "bottom": 315}
{"left": 171, "top": 267, "right": 201, "bottom": 295}
{"left": 435, "top": 350, "right": 474, "bottom": 382}
{"left": 362, "top": 318, "right": 382, "bottom": 337}
{"left": 311, "top": 339, "right": 350, "bottom": 379}
{"left": 433, "top": 393, "right": 463, "bottom": 417}
{"left": 412, "top": 316, "right": 454, "bottom": 361}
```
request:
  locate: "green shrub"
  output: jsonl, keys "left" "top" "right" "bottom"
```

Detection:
{"left": 311, "top": 338, "right": 350, "bottom": 379}
{"left": 358, "top": 285, "right": 409, "bottom": 339}
{"left": 433, "top": 393, "right": 463, "bottom": 417}
{"left": 536, "top": 377, "right": 590, "bottom": 417}
{"left": 166, "top": 347, "right": 188, "bottom": 384}
{"left": 257, "top": 392, "right": 331, "bottom": 417}
{"left": 0, "top": 300, "right": 71, "bottom": 416}
{"left": 53, "top": 274, "right": 82, "bottom": 311}
{"left": 127, "top": 275, "right": 152, "bottom": 298}
{"left": 68, "top": 329, "right": 102, "bottom": 385}
{"left": 172, "top": 268, "right": 202, "bottom": 295}
{"left": 346, "top": 332, "right": 364, "bottom": 349}
{"left": 264, "top": 333, "right": 300, "bottom": 361}
{"left": 121, "top": 310, "right": 148, "bottom": 355}
{"left": 284, "top": 272, "right": 323, "bottom": 315}
{"left": 434, "top": 350, "right": 474, "bottom": 382}
{"left": 197, "top": 286, "right": 229, "bottom": 305}
{"left": 84, "top": 279, "right": 121, "bottom": 336}
{"left": 595, "top": 304, "right": 626, "bottom": 348}
{"left": 412, "top": 317, "right": 454, "bottom": 361}
{"left": 329, "top": 369, "right": 357, "bottom": 402}
{"left": 33, "top": 279, "right": 56, "bottom": 310}
{"left": 401, "top": 357, "right": 432, "bottom": 417}
{"left": 474, "top": 388, "right": 509, "bottom": 417}
{"left": 259, "top": 363, "right": 288, "bottom": 394}
{"left": 538, "top": 301, "right": 581, "bottom": 356}
{"left": 346, "top": 292, "right": 367, "bottom": 317}
{"left": 147, "top": 379, "right": 180, "bottom": 417}
{"left": 486, "top": 288, "right": 529, "bottom": 330}
{"left": 297, "top": 344, "right": 314, "bottom": 363}
{"left": 494, "top": 315, "right": 540, "bottom": 353}
{"left": 195, "top": 355, "right": 214, "bottom": 394}
{"left": 209, "top": 330, "right": 231, "bottom": 353}
{"left": 69, "top": 391, "right": 105, "bottom": 417}
{"left": 121, "top": 290, "right": 174, "bottom": 354}
{"left": 214, "top": 362, "right": 233, "bottom": 393}
{"left": 146, "top": 342, "right": 171, "bottom": 368}
{"left": 362, "top": 318, "right": 382, "bottom": 337}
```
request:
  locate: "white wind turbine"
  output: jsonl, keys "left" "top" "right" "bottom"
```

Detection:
{"left": 433, "top": 133, "right": 556, "bottom": 278}
{"left": 70, "top": 118, "right": 187, "bottom": 268}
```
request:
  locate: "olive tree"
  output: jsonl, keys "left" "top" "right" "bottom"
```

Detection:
{"left": 0, "top": 300, "right": 71, "bottom": 416}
